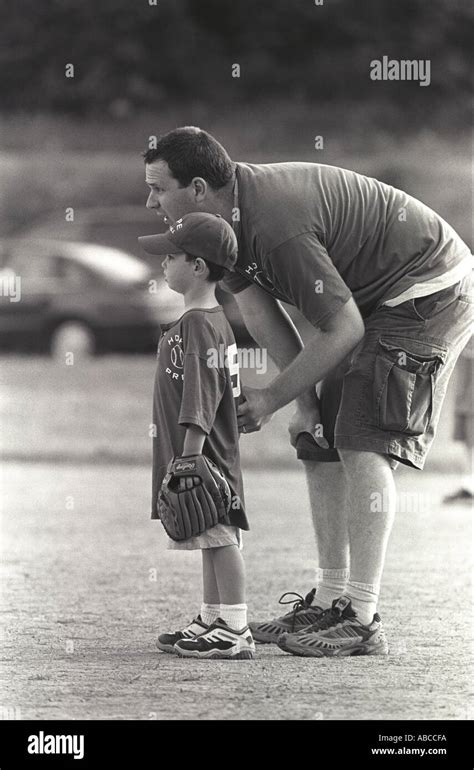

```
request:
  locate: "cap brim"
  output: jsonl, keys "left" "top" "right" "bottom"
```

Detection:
{"left": 138, "top": 233, "right": 180, "bottom": 256}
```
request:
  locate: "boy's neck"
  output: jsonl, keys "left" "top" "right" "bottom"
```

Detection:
{"left": 183, "top": 284, "right": 219, "bottom": 311}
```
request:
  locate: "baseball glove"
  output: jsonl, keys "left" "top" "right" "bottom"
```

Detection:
{"left": 158, "top": 454, "right": 232, "bottom": 541}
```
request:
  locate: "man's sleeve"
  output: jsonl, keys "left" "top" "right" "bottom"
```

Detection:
{"left": 264, "top": 232, "right": 353, "bottom": 327}
{"left": 178, "top": 318, "right": 226, "bottom": 433}
{"left": 220, "top": 269, "right": 253, "bottom": 294}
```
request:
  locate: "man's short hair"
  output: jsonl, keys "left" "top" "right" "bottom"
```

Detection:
{"left": 143, "top": 127, "right": 234, "bottom": 189}
{"left": 184, "top": 253, "right": 227, "bottom": 283}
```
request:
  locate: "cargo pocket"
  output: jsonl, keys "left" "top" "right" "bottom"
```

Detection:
{"left": 374, "top": 338, "right": 446, "bottom": 435}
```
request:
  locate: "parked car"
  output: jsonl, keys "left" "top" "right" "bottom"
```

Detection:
{"left": 0, "top": 238, "right": 184, "bottom": 356}
{"left": 21, "top": 206, "right": 253, "bottom": 341}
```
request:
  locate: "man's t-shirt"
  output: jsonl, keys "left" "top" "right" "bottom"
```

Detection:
{"left": 222, "top": 162, "right": 471, "bottom": 325}
{"left": 151, "top": 306, "right": 248, "bottom": 530}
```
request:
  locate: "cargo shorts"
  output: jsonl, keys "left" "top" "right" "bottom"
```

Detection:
{"left": 296, "top": 272, "right": 473, "bottom": 470}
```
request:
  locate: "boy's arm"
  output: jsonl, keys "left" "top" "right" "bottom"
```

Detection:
{"left": 182, "top": 424, "right": 206, "bottom": 455}
{"left": 178, "top": 424, "right": 206, "bottom": 491}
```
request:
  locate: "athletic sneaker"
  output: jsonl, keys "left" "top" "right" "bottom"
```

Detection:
{"left": 174, "top": 618, "right": 255, "bottom": 659}
{"left": 443, "top": 487, "right": 474, "bottom": 504}
{"left": 156, "top": 615, "right": 208, "bottom": 654}
{"left": 249, "top": 588, "right": 324, "bottom": 643}
{"left": 277, "top": 596, "right": 389, "bottom": 657}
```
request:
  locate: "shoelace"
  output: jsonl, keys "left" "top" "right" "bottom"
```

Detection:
{"left": 306, "top": 602, "right": 358, "bottom": 632}
{"left": 278, "top": 589, "right": 316, "bottom": 632}
{"left": 308, "top": 605, "right": 343, "bottom": 631}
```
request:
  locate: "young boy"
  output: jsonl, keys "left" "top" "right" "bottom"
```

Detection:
{"left": 139, "top": 212, "right": 255, "bottom": 660}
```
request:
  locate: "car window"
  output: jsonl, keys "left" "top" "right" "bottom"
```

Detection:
{"left": 87, "top": 222, "right": 160, "bottom": 261}
{"left": 8, "top": 246, "right": 57, "bottom": 278}
{"left": 50, "top": 256, "right": 95, "bottom": 286}
{"left": 6, "top": 245, "right": 95, "bottom": 287}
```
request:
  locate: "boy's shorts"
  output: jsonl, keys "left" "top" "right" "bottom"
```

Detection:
{"left": 167, "top": 523, "right": 242, "bottom": 550}
{"left": 296, "top": 273, "right": 473, "bottom": 470}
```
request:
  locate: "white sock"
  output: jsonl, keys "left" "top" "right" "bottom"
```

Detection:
{"left": 344, "top": 580, "right": 379, "bottom": 625}
{"left": 314, "top": 568, "right": 349, "bottom": 608}
{"left": 200, "top": 603, "right": 220, "bottom": 626}
{"left": 219, "top": 603, "right": 247, "bottom": 631}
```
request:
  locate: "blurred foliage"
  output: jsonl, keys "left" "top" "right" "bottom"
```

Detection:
{"left": 2, "top": 132, "right": 471, "bottom": 245}
{"left": 1, "top": 0, "right": 472, "bottom": 239}
{"left": 0, "top": 0, "right": 472, "bottom": 125}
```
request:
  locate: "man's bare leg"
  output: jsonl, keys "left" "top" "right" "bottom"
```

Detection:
{"left": 302, "top": 460, "right": 350, "bottom": 607}
{"left": 278, "top": 449, "right": 393, "bottom": 657}
{"left": 338, "top": 448, "right": 396, "bottom": 623}
{"left": 302, "top": 460, "right": 350, "bottom": 566}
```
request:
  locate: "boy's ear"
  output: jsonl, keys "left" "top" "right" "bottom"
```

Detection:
{"left": 193, "top": 257, "right": 208, "bottom": 276}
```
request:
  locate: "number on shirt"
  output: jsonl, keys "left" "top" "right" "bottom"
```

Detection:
{"left": 226, "top": 343, "right": 241, "bottom": 398}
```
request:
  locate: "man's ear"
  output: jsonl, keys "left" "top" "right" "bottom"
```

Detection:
{"left": 191, "top": 177, "right": 208, "bottom": 201}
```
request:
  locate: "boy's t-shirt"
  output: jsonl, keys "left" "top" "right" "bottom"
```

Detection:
{"left": 151, "top": 305, "right": 248, "bottom": 530}
{"left": 222, "top": 162, "right": 471, "bottom": 325}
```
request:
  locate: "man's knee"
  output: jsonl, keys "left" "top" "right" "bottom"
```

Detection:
{"left": 301, "top": 459, "right": 344, "bottom": 477}
{"left": 338, "top": 448, "right": 398, "bottom": 471}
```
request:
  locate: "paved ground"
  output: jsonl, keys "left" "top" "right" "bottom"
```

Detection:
{"left": 1, "top": 462, "right": 472, "bottom": 721}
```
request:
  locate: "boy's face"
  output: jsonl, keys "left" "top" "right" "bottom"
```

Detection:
{"left": 161, "top": 252, "right": 196, "bottom": 294}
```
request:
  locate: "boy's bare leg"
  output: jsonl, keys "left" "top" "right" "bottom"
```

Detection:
{"left": 208, "top": 544, "right": 248, "bottom": 630}
{"left": 174, "top": 544, "right": 254, "bottom": 658}
{"left": 202, "top": 549, "right": 220, "bottom": 605}
{"left": 210, "top": 545, "right": 246, "bottom": 604}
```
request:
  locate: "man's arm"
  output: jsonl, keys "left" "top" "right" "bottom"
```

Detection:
{"left": 266, "top": 297, "right": 364, "bottom": 412}
{"left": 234, "top": 283, "right": 318, "bottom": 411}
{"left": 238, "top": 297, "right": 365, "bottom": 425}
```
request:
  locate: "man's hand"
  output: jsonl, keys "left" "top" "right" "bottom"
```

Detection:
{"left": 237, "top": 386, "right": 273, "bottom": 434}
{"left": 288, "top": 402, "right": 330, "bottom": 449}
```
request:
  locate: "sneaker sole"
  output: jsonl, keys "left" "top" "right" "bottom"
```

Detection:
{"left": 156, "top": 640, "right": 179, "bottom": 654}
{"left": 250, "top": 617, "right": 324, "bottom": 644}
{"left": 250, "top": 628, "right": 288, "bottom": 644}
{"left": 280, "top": 641, "right": 389, "bottom": 657}
{"left": 174, "top": 648, "right": 255, "bottom": 660}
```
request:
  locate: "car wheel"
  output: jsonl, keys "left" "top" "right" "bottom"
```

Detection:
{"left": 50, "top": 321, "right": 96, "bottom": 359}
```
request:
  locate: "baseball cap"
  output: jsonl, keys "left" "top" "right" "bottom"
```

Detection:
{"left": 138, "top": 212, "right": 238, "bottom": 269}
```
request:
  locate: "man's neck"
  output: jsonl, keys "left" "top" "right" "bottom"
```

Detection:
{"left": 206, "top": 170, "right": 236, "bottom": 223}
{"left": 183, "top": 284, "right": 219, "bottom": 311}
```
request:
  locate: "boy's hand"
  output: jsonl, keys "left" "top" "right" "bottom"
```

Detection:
{"left": 158, "top": 455, "right": 232, "bottom": 541}
{"left": 178, "top": 476, "right": 200, "bottom": 491}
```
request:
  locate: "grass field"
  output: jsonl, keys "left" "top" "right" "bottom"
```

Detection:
{"left": 0, "top": 356, "right": 301, "bottom": 470}
{"left": 0, "top": 355, "right": 464, "bottom": 471}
